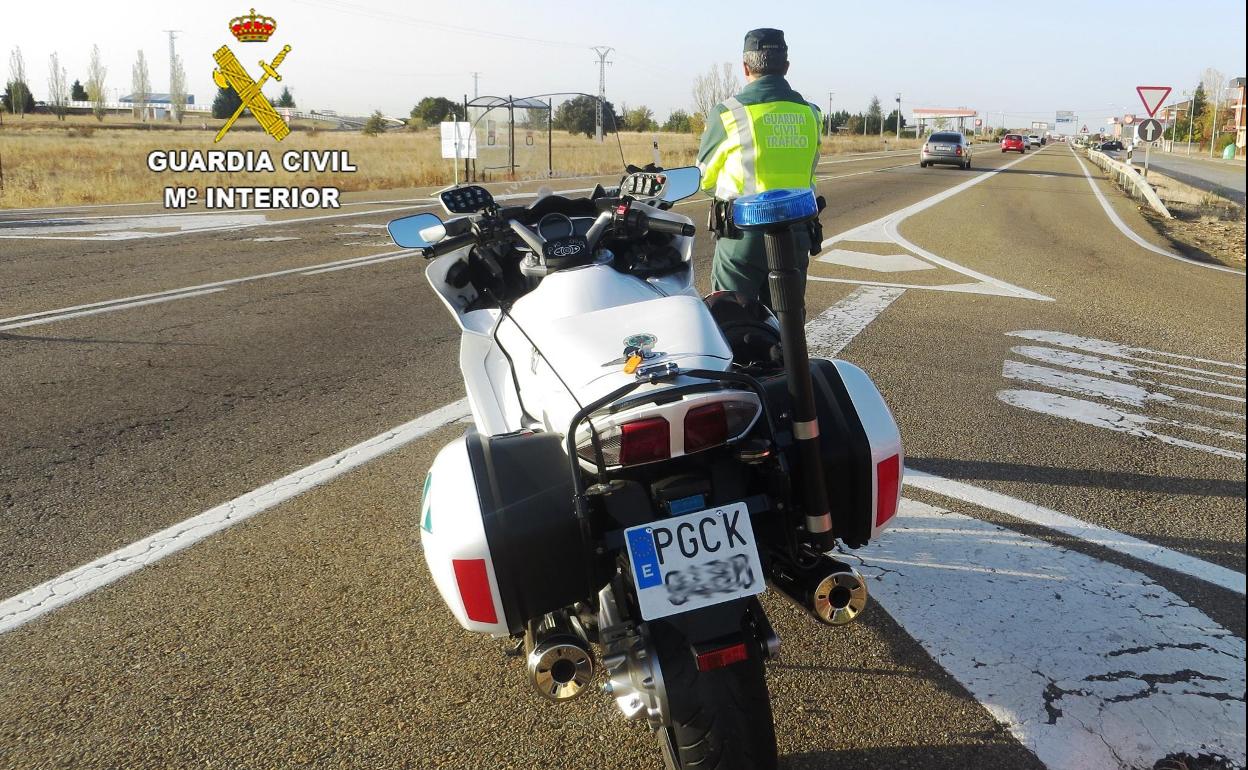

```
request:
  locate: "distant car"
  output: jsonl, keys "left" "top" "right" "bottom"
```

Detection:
{"left": 921, "top": 131, "right": 973, "bottom": 169}
{"left": 1001, "top": 133, "right": 1027, "bottom": 153}
{"left": 1097, "top": 140, "right": 1124, "bottom": 152}
{"left": 1027, "top": 134, "right": 1042, "bottom": 147}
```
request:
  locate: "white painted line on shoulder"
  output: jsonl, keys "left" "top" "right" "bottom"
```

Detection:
{"left": 0, "top": 249, "right": 414, "bottom": 328}
{"left": 1068, "top": 146, "right": 1246, "bottom": 276}
{"left": 0, "top": 288, "right": 228, "bottom": 332}
{"left": 301, "top": 253, "right": 411, "bottom": 275}
{"left": 0, "top": 399, "right": 472, "bottom": 634}
{"left": 850, "top": 497, "right": 1246, "bottom": 770}
{"left": 903, "top": 469, "right": 1246, "bottom": 595}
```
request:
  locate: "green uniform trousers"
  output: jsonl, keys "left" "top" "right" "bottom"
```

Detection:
{"left": 710, "top": 225, "right": 812, "bottom": 310}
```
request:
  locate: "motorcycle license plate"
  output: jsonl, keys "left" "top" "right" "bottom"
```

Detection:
{"left": 624, "top": 502, "right": 765, "bottom": 621}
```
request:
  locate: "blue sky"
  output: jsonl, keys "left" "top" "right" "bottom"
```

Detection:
{"left": 5, "top": 0, "right": 1245, "bottom": 129}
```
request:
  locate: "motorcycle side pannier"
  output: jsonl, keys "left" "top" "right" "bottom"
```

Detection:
{"left": 762, "top": 358, "right": 903, "bottom": 548}
{"left": 420, "top": 430, "right": 597, "bottom": 637}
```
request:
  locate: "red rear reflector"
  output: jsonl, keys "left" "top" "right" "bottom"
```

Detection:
{"left": 955, "top": 146, "right": 963, "bottom": 156}
{"left": 696, "top": 642, "right": 749, "bottom": 671}
{"left": 876, "top": 454, "right": 901, "bottom": 528}
{"left": 452, "top": 558, "right": 498, "bottom": 624}
{"left": 684, "top": 402, "right": 728, "bottom": 453}
{"left": 619, "top": 417, "right": 670, "bottom": 465}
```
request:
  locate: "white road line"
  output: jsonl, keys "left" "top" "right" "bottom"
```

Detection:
{"left": 301, "top": 253, "right": 412, "bottom": 275}
{"left": 0, "top": 288, "right": 228, "bottom": 332}
{"left": 1003, "top": 360, "right": 1244, "bottom": 420}
{"left": 0, "top": 248, "right": 414, "bottom": 328}
{"left": 0, "top": 399, "right": 472, "bottom": 634}
{"left": 997, "top": 390, "right": 1245, "bottom": 460}
{"left": 1008, "top": 329, "right": 1246, "bottom": 376}
{"left": 805, "top": 285, "right": 906, "bottom": 357}
{"left": 1012, "top": 346, "right": 1245, "bottom": 391}
{"left": 849, "top": 497, "right": 1245, "bottom": 770}
{"left": 903, "top": 469, "right": 1246, "bottom": 595}
{"left": 1068, "top": 146, "right": 1246, "bottom": 276}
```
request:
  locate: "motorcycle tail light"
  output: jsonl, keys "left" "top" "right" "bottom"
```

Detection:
{"left": 683, "top": 402, "right": 727, "bottom": 453}
{"left": 576, "top": 392, "right": 761, "bottom": 468}
{"left": 684, "top": 400, "right": 759, "bottom": 454}
{"left": 619, "top": 417, "right": 670, "bottom": 465}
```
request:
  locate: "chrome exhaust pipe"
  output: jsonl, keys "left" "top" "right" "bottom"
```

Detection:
{"left": 768, "top": 555, "right": 869, "bottom": 626}
{"left": 525, "top": 611, "right": 595, "bottom": 701}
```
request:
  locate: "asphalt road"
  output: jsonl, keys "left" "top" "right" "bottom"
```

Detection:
{"left": 0, "top": 144, "right": 1244, "bottom": 770}
{"left": 1125, "top": 147, "right": 1245, "bottom": 204}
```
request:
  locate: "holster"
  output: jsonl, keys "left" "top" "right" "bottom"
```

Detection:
{"left": 708, "top": 198, "right": 744, "bottom": 241}
{"left": 805, "top": 195, "right": 826, "bottom": 256}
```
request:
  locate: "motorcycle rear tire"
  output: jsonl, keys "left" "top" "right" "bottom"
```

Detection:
{"left": 651, "top": 619, "right": 777, "bottom": 770}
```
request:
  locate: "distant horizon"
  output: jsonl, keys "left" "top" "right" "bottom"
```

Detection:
{"left": 4, "top": 1, "right": 1245, "bottom": 131}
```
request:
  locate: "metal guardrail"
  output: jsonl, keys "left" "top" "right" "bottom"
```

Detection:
{"left": 1085, "top": 148, "right": 1172, "bottom": 219}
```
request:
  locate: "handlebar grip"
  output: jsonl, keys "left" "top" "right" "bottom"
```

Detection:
{"left": 420, "top": 233, "right": 475, "bottom": 259}
{"left": 647, "top": 217, "right": 696, "bottom": 237}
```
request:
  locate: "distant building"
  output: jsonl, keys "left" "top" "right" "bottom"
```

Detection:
{"left": 119, "top": 93, "right": 196, "bottom": 105}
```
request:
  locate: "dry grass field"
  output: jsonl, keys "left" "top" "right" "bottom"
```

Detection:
{"left": 0, "top": 115, "right": 919, "bottom": 209}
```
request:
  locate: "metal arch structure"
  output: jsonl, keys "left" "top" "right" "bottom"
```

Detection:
{"left": 464, "top": 95, "right": 555, "bottom": 181}
{"left": 912, "top": 108, "right": 978, "bottom": 136}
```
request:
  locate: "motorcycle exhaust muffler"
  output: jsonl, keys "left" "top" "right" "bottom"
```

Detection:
{"left": 767, "top": 555, "right": 869, "bottom": 626}
{"left": 525, "top": 611, "right": 595, "bottom": 701}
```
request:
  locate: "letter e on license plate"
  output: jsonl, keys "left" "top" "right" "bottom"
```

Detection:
{"left": 624, "top": 502, "right": 765, "bottom": 621}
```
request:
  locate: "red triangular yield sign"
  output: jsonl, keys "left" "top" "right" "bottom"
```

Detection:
{"left": 1136, "top": 86, "right": 1172, "bottom": 117}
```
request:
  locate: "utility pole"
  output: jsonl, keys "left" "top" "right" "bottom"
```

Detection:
{"left": 826, "top": 91, "right": 834, "bottom": 137}
{"left": 163, "top": 30, "right": 181, "bottom": 91}
{"left": 1185, "top": 91, "right": 1194, "bottom": 155}
{"left": 470, "top": 72, "right": 481, "bottom": 100}
{"left": 895, "top": 92, "right": 902, "bottom": 140}
{"left": 1209, "top": 79, "right": 1222, "bottom": 158}
{"left": 591, "top": 46, "right": 613, "bottom": 142}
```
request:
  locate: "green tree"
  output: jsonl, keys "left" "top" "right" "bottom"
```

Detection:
{"left": 553, "top": 94, "right": 618, "bottom": 138}
{"left": 70, "top": 79, "right": 88, "bottom": 101}
{"left": 883, "top": 109, "right": 906, "bottom": 134}
{"left": 2, "top": 81, "right": 34, "bottom": 114}
{"left": 844, "top": 114, "right": 863, "bottom": 134}
{"left": 622, "top": 104, "right": 656, "bottom": 132}
{"left": 662, "top": 109, "right": 692, "bottom": 133}
{"left": 410, "top": 96, "right": 463, "bottom": 125}
{"left": 362, "top": 110, "right": 387, "bottom": 135}
{"left": 211, "top": 85, "right": 242, "bottom": 119}
{"left": 276, "top": 86, "right": 295, "bottom": 108}
{"left": 866, "top": 95, "right": 883, "bottom": 134}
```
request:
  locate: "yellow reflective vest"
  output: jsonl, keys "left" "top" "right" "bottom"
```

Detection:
{"left": 697, "top": 75, "right": 822, "bottom": 200}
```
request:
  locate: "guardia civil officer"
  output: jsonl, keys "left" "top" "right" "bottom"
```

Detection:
{"left": 697, "top": 28, "right": 823, "bottom": 308}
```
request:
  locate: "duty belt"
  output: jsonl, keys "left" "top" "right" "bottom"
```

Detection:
{"left": 709, "top": 197, "right": 826, "bottom": 257}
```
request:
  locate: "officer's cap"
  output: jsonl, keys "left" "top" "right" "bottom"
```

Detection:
{"left": 743, "top": 28, "right": 787, "bottom": 53}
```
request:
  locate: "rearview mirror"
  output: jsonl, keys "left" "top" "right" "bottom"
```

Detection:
{"left": 659, "top": 166, "right": 700, "bottom": 202}
{"left": 388, "top": 213, "right": 444, "bottom": 249}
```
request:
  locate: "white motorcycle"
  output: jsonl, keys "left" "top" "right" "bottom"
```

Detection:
{"left": 388, "top": 167, "right": 903, "bottom": 770}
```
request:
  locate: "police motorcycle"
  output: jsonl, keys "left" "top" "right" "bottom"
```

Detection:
{"left": 388, "top": 166, "right": 902, "bottom": 770}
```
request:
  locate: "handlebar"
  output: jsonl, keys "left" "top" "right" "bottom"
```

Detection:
{"left": 420, "top": 232, "right": 476, "bottom": 259}
{"left": 646, "top": 218, "right": 696, "bottom": 237}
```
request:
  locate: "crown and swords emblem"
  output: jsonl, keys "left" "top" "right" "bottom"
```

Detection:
{"left": 212, "top": 8, "right": 291, "bottom": 142}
